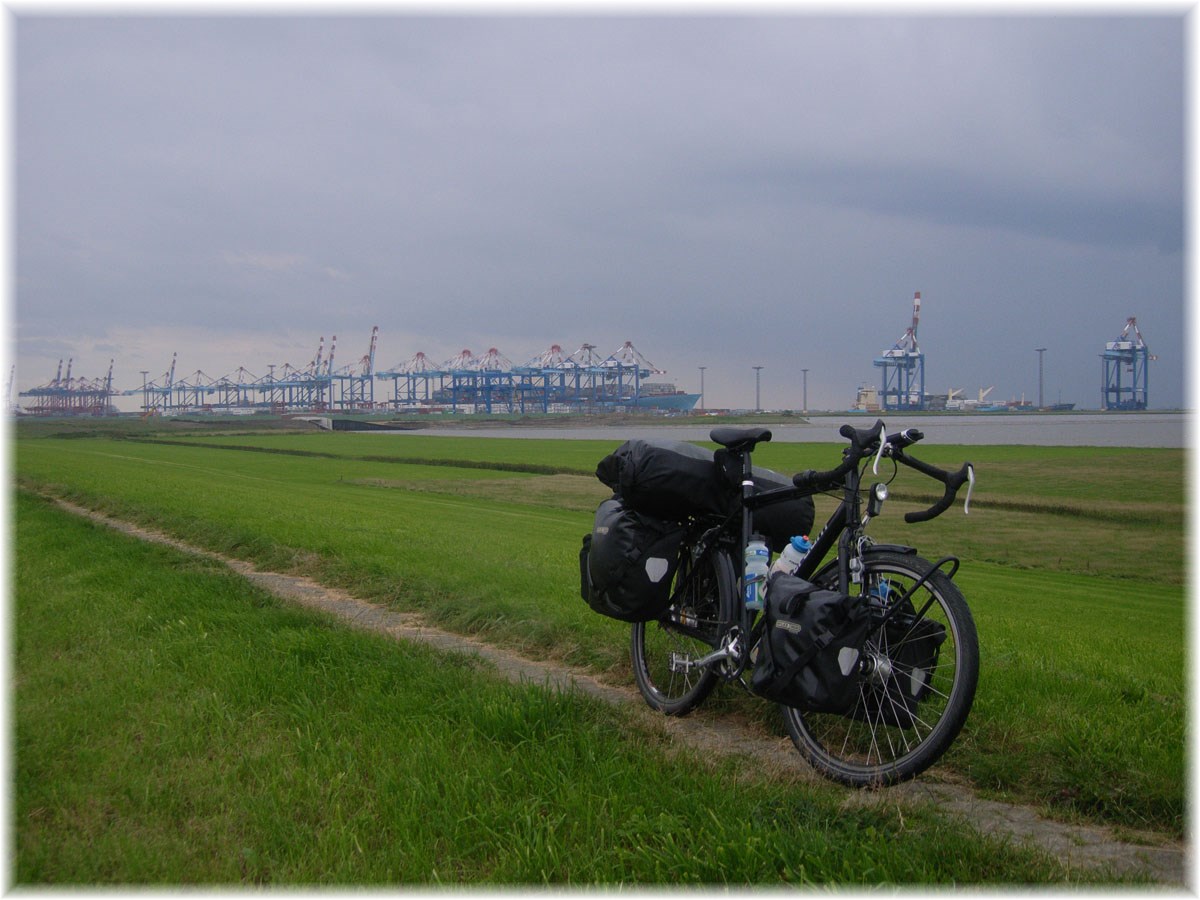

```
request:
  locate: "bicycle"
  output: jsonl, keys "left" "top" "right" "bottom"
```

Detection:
{"left": 628, "top": 419, "right": 979, "bottom": 787}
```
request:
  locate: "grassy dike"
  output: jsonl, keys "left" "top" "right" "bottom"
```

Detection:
{"left": 12, "top": 422, "right": 1186, "bottom": 878}
{"left": 14, "top": 489, "right": 1081, "bottom": 885}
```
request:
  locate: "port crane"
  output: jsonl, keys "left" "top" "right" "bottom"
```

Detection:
{"left": 1101, "top": 317, "right": 1154, "bottom": 410}
{"left": 873, "top": 291, "right": 926, "bottom": 411}
{"left": 332, "top": 326, "right": 377, "bottom": 409}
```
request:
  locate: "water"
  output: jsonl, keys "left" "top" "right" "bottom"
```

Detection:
{"left": 376, "top": 412, "right": 1188, "bottom": 448}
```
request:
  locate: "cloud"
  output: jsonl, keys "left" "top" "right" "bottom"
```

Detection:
{"left": 11, "top": 14, "right": 1185, "bottom": 411}
{"left": 223, "top": 252, "right": 307, "bottom": 273}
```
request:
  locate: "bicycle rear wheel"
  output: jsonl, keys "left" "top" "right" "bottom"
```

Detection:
{"left": 781, "top": 551, "right": 979, "bottom": 786}
{"left": 631, "top": 546, "right": 735, "bottom": 716}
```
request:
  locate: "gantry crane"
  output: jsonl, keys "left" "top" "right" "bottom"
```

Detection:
{"left": 1102, "top": 317, "right": 1155, "bottom": 410}
{"left": 873, "top": 292, "right": 926, "bottom": 411}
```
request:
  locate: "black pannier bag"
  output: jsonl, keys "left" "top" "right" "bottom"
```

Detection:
{"left": 851, "top": 615, "right": 947, "bottom": 729}
{"left": 751, "top": 572, "right": 871, "bottom": 713}
{"left": 748, "top": 466, "right": 816, "bottom": 553}
{"left": 581, "top": 497, "right": 686, "bottom": 622}
{"left": 712, "top": 451, "right": 815, "bottom": 553}
{"left": 595, "top": 439, "right": 731, "bottom": 521}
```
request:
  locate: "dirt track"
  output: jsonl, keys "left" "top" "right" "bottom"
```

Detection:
{"left": 50, "top": 497, "right": 1187, "bottom": 886}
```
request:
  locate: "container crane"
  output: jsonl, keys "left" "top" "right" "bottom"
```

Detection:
{"left": 331, "top": 326, "right": 377, "bottom": 410}
{"left": 873, "top": 291, "right": 926, "bottom": 411}
{"left": 1101, "top": 317, "right": 1155, "bottom": 410}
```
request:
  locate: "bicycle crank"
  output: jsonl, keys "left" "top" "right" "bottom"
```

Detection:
{"left": 668, "top": 630, "right": 742, "bottom": 675}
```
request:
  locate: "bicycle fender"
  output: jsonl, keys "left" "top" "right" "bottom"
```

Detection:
{"left": 863, "top": 543, "right": 918, "bottom": 556}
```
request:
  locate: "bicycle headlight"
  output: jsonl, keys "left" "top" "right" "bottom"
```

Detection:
{"left": 867, "top": 482, "right": 888, "bottom": 517}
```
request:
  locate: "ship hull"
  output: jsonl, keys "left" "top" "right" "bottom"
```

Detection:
{"left": 629, "top": 392, "right": 701, "bottom": 411}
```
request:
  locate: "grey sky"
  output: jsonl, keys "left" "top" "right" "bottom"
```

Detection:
{"left": 13, "top": 12, "right": 1186, "bottom": 411}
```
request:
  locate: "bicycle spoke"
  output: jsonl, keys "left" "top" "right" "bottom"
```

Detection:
{"left": 781, "top": 553, "right": 978, "bottom": 786}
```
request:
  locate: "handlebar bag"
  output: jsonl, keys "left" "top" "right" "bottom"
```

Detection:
{"left": 595, "top": 440, "right": 731, "bottom": 521}
{"left": 582, "top": 497, "right": 685, "bottom": 622}
{"left": 849, "top": 614, "right": 947, "bottom": 729}
{"left": 751, "top": 572, "right": 871, "bottom": 713}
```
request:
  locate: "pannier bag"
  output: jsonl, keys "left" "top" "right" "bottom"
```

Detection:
{"left": 748, "top": 466, "right": 816, "bottom": 553}
{"left": 581, "top": 498, "right": 685, "bottom": 622}
{"left": 595, "top": 439, "right": 731, "bottom": 521}
{"left": 751, "top": 572, "right": 871, "bottom": 713}
{"left": 851, "top": 615, "right": 947, "bottom": 729}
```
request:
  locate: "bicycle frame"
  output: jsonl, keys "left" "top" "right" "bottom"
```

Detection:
{"left": 661, "top": 423, "right": 971, "bottom": 680}
{"left": 626, "top": 421, "right": 980, "bottom": 786}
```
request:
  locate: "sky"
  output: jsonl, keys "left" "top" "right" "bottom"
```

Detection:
{"left": 10, "top": 8, "right": 1188, "bottom": 412}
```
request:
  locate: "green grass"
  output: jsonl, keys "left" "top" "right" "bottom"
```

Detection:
{"left": 13, "top": 424, "right": 1187, "bottom": 840}
{"left": 15, "top": 490, "right": 1090, "bottom": 885}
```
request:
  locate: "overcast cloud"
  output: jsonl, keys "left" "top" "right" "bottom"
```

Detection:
{"left": 12, "top": 11, "right": 1186, "bottom": 411}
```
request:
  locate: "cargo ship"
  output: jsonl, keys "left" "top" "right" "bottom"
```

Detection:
{"left": 628, "top": 382, "right": 701, "bottom": 411}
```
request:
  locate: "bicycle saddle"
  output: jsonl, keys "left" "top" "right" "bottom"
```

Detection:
{"left": 709, "top": 426, "right": 772, "bottom": 452}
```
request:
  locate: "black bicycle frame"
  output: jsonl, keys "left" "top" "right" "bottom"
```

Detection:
{"left": 743, "top": 456, "right": 862, "bottom": 591}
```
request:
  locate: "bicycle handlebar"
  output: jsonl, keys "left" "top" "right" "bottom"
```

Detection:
{"left": 792, "top": 419, "right": 885, "bottom": 490}
{"left": 790, "top": 420, "right": 974, "bottom": 524}
{"left": 896, "top": 458, "right": 975, "bottom": 523}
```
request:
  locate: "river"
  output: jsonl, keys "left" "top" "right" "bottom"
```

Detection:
{"left": 377, "top": 412, "right": 1189, "bottom": 448}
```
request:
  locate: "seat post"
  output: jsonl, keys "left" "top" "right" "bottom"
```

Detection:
{"left": 740, "top": 448, "right": 755, "bottom": 561}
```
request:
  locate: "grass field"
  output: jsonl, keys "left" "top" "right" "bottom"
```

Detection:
{"left": 12, "top": 419, "right": 1186, "bottom": 882}
{"left": 16, "top": 489, "right": 1094, "bottom": 885}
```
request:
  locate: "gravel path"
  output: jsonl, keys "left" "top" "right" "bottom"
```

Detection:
{"left": 50, "top": 497, "right": 1187, "bottom": 885}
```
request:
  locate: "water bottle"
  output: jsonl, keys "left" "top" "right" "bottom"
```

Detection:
{"left": 744, "top": 536, "right": 770, "bottom": 611}
{"left": 769, "top": 535, "right": 813, "bottom": 577}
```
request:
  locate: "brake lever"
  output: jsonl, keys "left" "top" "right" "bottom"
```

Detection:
{"left": 963, "top": 464, "right": 975, "bottom": 515}
{"left": 871, "top": 420, "right": 887, "bottom": 475}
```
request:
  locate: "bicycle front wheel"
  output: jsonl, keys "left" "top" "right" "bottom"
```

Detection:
{"left": 631, "top": 546, "right": 736, "bottom": 716}
{"left": 781, "top": 551, "right": 979, "bottom": 786}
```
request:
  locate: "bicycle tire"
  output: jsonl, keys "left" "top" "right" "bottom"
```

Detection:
{"left": 630, "top": 545, "right": 736, "bottom": 716}
{"left": 781, "top": 551, "right": 979, "bottom": 786}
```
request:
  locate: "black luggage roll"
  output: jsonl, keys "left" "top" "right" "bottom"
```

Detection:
{"left": 595, "top": 439, "right": 732, "bottom": 521}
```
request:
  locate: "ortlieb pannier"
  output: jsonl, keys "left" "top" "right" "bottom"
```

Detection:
{"left": 595, "top": 439, "right": 730, "bottom": 521}
{"left": 751, "top": 572, "right": 871, "bottom": 713}
{"left": 851, "top": 615, "right": 946, "bottom": 728}
{"left": 580, "top": 497, "right": 685, "bottom": 623}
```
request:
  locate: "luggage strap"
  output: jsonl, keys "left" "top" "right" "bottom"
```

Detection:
{"left": 774, "top": 624, "right": 834, "bottom": 686}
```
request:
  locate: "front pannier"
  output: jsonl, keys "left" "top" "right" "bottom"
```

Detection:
{"left": 852, "top": 615, "right": 947, "bottom": 728}
{"left": 751, "top": 573, "right": 871, "bottom": 713}
{"left": 582, "top": 498, "right": 686, "bottom": 622}
{"left": 595, "top": 439, "right": 731, "bottom": 521}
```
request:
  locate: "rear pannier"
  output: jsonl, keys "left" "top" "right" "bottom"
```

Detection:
{"left": 581, "top": 497, "right": 685, "bottom": 623}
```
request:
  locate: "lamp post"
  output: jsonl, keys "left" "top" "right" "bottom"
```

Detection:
{"left": 698, "top": 366, "right": 706, "bottom": 411}
{"left": 1035, "top": 348, "right": 1047, "bottom": 410}
{"left": 753, "top": 366, "right": 764, "bottom": 412}
{"left": 801, "top": 368, "right": 809, "bottom": 415}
